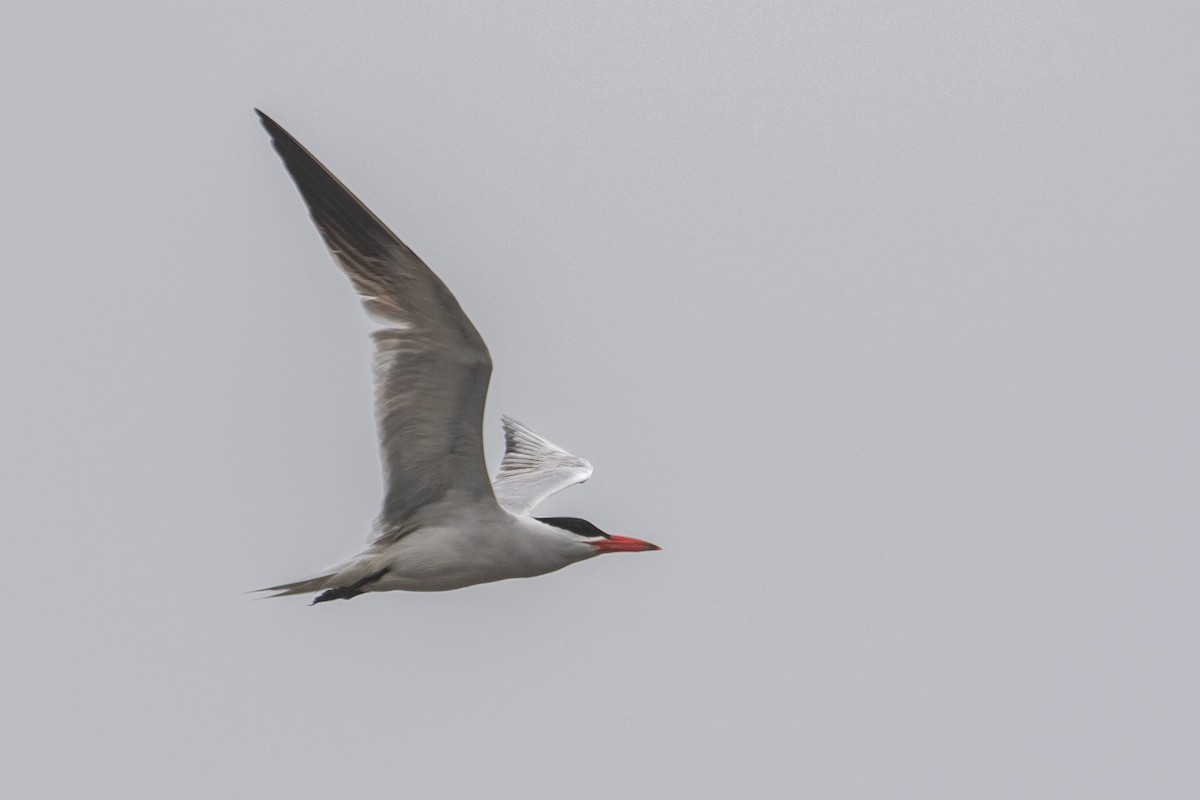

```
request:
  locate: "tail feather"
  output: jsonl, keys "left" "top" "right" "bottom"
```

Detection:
{"left": 255, "top": 574, "right": 335, "bottom": 598}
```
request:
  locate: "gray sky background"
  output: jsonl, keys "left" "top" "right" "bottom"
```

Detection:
{"left": 3, "top": 3, "right": 1197, "bottom": 798}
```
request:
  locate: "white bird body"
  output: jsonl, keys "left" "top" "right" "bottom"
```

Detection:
{"left": 253, "top": 111, "right": 658, "bottom": 603}
{"left": 326, "top": 511, "right": 599, "bottom": 594}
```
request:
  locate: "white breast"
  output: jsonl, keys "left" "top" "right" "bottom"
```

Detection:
{"left": 369, "top": 513, "right": 596, "bottom": 592}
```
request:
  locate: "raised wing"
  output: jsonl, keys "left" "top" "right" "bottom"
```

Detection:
{"left": 492, "top": 416, "right": 593, "bottom": 516}
{"left": 257, "top": 111, "right": 497, "bottom": 535}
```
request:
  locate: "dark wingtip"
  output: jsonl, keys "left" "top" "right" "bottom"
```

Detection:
{"left": 254, "top": 108, "right": 287, "bottom": 141}
{"left": 254, "top": 106, "right": 411, "bottom": 268}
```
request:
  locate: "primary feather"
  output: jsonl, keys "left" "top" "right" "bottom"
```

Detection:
{"left": 492, "top": 416, "right": 594, "bottom": 515}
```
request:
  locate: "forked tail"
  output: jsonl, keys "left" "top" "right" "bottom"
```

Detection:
{"left": 254, "top": 566, "right": 391, "bottom": 604}
{"left": 255, "top": 574, "right": 335, "bottom": 599}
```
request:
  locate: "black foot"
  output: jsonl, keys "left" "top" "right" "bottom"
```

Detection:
{"left": 309, "top": 568, "right": 390, "bottom": 605}
{"left": 311, "top": 587, "right": 361, "bottom": 604}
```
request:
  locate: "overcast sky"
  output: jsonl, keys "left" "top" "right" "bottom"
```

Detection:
{"left": 3, "top": 3, "right": 1198, "bottom": 798}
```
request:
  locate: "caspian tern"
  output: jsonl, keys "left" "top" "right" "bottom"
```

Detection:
{"left": 253, "top": 111, "right": 659, "bottom": 603}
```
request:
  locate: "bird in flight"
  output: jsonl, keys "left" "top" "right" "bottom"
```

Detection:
{"left": 253, "top": 111, "right": 659, "bottom": 604}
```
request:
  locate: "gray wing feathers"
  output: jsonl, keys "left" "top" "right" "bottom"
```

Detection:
{"left": 492, "top": 416, "right": 593, "bottom": 515}
{"left": 257, "top": 111, "right": 497, "bottom": 530}
{"left": 372, "top": 331, "right": 493, "bottom": 520}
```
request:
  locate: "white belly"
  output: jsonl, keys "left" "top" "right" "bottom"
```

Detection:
{"left": 360, "top": 514, "right": 591, "bottom": 592}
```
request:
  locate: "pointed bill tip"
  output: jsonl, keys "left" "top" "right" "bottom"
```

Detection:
{"left": 590, "top": 535, "right": 661, "bottom": 554}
